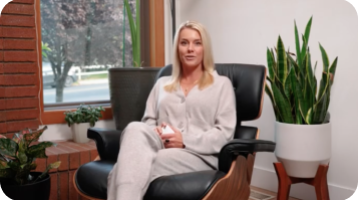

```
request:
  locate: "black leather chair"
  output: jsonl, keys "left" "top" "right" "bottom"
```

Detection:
{"left": 74, "top": 63, "right": 276, "bottom": 200}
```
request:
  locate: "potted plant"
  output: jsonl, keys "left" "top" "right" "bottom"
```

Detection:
{"left": 64, "top": 104, "right": 105, "bottom": 143}
{"left": 109, "top": 0, "right": 161, "bottom": 131}
{"left": 265, "top": 16, "right": 338, "bottom": 178}
{"left": 0, "top": 126, "right": 61, "bottom": 200}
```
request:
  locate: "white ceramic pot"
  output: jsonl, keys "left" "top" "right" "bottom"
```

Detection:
{"left": 275, "top": 121, "right": 331, "bottom": 178}
{"left": 71, "top": 123, "right": 91, "bottom": 143}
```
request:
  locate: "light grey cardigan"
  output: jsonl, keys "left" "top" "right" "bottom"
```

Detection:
{"left": 142, "top": 71, "right": 236, "bottom": 167}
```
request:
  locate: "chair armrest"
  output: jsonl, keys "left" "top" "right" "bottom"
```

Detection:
{"left": 218, "top": 139, "right": 276, "bottom": 173}
{"left": 88, "top": 127, "right": 121, "bottom": 162}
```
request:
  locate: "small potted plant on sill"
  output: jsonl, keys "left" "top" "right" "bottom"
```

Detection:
{"left": 0, "top": 126, "right": 61, "bottom": 200}
{"left": 64, "top": 104, "right": 105, "bottom": 143}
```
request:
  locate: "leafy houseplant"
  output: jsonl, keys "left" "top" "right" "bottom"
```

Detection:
{"left": 0, "top": 126, "right": 60, "bottom": 185}
{"left": 265, "top": 16, "right": 338, "bottom": 125}
{"left": 65, "top": 104, "right": 105, "bottom": 143}
{"left": 64, "top": 104, "right": 105, "bottom": 127}
{"left": 267, "top": 16, "right": 338, "bottom": 178}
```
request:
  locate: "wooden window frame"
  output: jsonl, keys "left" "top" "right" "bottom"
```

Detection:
{"left": 36, "top": 0, "right": 165, "bottom": 125}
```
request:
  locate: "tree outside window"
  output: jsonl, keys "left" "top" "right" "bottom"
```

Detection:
{"left": 40, "top": 0, "right": 137, "bottom": 103}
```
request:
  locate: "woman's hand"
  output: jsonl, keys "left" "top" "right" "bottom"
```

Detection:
{"left": 160, "top": 125, "right": 185, "bottom": 149}
{"left": 154, "top": 122, "right": 168, "bottom": 136}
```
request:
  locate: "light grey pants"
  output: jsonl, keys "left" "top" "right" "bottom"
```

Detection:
{"left": 107, "top": 122, "right": 214, "bottom": 200}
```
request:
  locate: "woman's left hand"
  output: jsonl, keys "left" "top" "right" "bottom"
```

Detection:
{"left": 160, "top": 125, "right": 185, "bottom": 148}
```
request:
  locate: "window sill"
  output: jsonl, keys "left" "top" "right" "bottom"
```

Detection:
{"left": 41, "top": 106, "right": 113, "bottom": 125}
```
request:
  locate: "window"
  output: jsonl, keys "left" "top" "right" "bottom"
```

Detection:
{"left": 37, "top": 0, "right": 165, "bottom": 124}
{"left": 40, "top": 0, "right": 136, "bottom": 105}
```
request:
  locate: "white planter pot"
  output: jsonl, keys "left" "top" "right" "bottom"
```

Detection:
{"left": 71, "top": 123, "right": 91, "bottom": 143}
{"left": 275, "top": 121, "right": 331, "bottom": 178}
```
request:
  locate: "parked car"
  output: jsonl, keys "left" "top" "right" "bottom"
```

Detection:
{"left": 42, "top": 62, "right": 80, "bottom": 88}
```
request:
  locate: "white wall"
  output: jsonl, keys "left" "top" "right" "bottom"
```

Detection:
{"left": 170, "top": 0, "right": 358, "bottom": 199}
{"left": 38, "top": 120, "right": 116, "bottom": 142}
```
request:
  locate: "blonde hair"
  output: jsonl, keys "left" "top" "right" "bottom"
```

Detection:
{"left": 164, "top": 21, "right": 215, "bottom": 92}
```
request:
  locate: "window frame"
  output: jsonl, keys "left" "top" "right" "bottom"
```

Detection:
{"left": 36, "top": 0, "right": 165, "bottom": 125}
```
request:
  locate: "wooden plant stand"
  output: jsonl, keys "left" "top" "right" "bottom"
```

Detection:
{"left": 273, "top": 162, "right": 330, "bottom": 200}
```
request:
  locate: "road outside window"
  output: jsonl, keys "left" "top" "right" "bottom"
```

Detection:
{"left": 40, "top": 0, "right": 136, "bottom": 104}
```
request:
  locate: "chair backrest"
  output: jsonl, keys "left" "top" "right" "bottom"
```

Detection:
{"left": 157, "top": 63, "right": 266, "bottom": 139}
{"left": 109, "top": 68, "right": 160, "bottom": 131}
{"left": 110, "top": 64, "right": 266, "bottom": 139}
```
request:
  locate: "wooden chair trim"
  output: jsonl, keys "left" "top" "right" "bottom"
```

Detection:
{"left": 73, "top": 169, "right": 106, "bottom": 200}
{"left": 246, "top": 128, "right": 259, "bottom": 184}
{"left": 246, "top": 154, "right": 255, "bottom": 185}
{"left": 254, "top": 67, "right": 267, "bottom": 120}
{"left": 94, "top": 155, "right": 101, "bottom": 161}
{"left": 202, "top": 155, "right": 251, "bottom": 200}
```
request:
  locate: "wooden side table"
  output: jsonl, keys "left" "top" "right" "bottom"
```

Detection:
{"left": 273, "top": 162, "right": 330, "bottom": 200}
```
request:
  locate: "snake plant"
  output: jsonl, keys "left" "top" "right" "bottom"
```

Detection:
{"left": 265, "top": 16, "right": 338, "bottom": 125}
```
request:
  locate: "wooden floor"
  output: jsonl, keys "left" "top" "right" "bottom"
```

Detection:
{"left": 250, "top": 186, "right": 301, "bottom": 200}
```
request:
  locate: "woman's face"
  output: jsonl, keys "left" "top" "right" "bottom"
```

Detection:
{"left": 178, "top": 28, "right": 204, "bottom": 70}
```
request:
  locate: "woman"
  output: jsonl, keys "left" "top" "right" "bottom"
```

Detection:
{"left": 107, "top": 21, "right": 236, "bottom": 200}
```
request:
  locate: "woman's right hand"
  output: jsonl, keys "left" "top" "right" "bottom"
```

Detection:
{"left": 154, "top": 122, "right": 167, "bottom": 136}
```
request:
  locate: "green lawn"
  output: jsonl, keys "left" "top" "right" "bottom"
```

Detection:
{"left": 81, "top": 73, "right": 108, "bottom": 80}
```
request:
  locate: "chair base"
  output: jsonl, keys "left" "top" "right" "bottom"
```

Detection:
{"left": 73, "top": 169, "right": 105, "bottom": 200}
{"left": 273, "top": 162, "right": 330, "bottom": 200}
{"left": 202, "top": 154, "right": 253, "bottom": 200}
{"left": 74, "top": 154, "right": 255, "bottom": 200}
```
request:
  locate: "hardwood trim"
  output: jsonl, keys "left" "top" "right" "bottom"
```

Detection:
{"left": 73, "top": 169, "right": 106, "bottom": 200}
{"left": 41, "top": 106, "right": 112, "bottom": 125}
{"left": 202, "top": 155, "right": 251, "bottom": 200}
{"left": 94, "top": 155, "right": 100, "bottom": 161}
{"left": 140, "top": 0, "right": 150, "bottom": 67}
{"left": 35, "top": 0, "right": 44, "bottom": 126}
{"left": 246, "top": 154, "right": 255, "bottom": 185}
{"left": 149, "top": 0, "right": 165, "bottom": 67}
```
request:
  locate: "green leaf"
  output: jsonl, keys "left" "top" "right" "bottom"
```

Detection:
{"left": 15, "top": 163, "right": 33, "bottom": 185}
{"left": 27, "top": 142, "right": 54, "bottom": 158}
{"left": 0, "top": 169, "right": 15, "bottom": 178}
{"left": 306, "top": 50, "right": 315, "bottom": 91}
{"left": 48, "top": 161, "right": 61, "bottom": 169}
{"left": 305, "top": 107, "right": 313, "bottom": 124}
{"left": 35, "top": 161, "right": 61, "bottom": 183}
{"left": 287, "top": 53, "right": 303, "bottom": 83}
{"left": 277, "top": 36, "right": 288, "bottom": 86}
{"left": 289, "top": 66, "right": 302, "bottom": 124}
{"left": 0, "top": 160, "right": 9, "bottom": 169}
{"left": 23, "top": 126, "right": 48, "bottom": 145}
{"left": 303, "top": 16, "right": 313, "bottom": 46}
{"left": 7, "top": 160, "right": 20, "bottom": 171}
{"left": 301, "top": 35, "right": 308, "bottom": 74}
{"left": 312, "top": 72, "right": 330, "bottom": 123}
{"left": 305, "top": 51, "right": 316, "bottom": 113}
{"left": 294, "top": 20, "right": 302, "bottom": 70}
{"left": 267, "top": 48, "right": 276, "bottom": 82}
{"left": 329, "top": 57, "right": 338, "bottom": 84}
{"left": 319, "top": 43, "right": 330, "bottom": 72}
{"left": 0, "top": 139, "right": 18, "bottom": 157}
{"left": 17, "top": 138, "right": 28, "bottom": 164}
{"left": 272, "top": 82, "right": 294, "bottom": 123}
